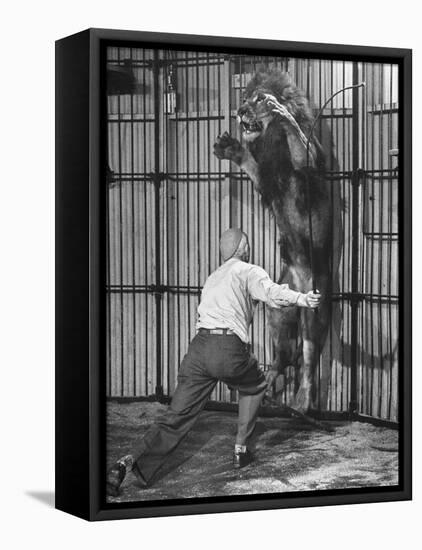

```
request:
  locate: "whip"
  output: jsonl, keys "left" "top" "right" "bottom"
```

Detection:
{"left": 304, "top": 82, "right": 366, "bottom": 293}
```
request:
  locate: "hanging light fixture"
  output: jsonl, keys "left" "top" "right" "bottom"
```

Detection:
{"left": 165, "top": 63, "right": 177, "bottom": 114}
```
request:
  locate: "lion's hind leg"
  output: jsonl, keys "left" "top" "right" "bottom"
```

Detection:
{"left": 266, "top": 305, "right": 300, "bottom": 405}
{"left": 294, "top": 297, "right": 330, "bottom": 413}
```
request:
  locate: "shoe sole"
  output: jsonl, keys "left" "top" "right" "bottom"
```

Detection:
{"left": 233, "top": 459, "right": 253, "bottom": 469}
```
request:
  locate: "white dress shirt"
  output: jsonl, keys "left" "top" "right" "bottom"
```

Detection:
{"left": 196, "top": 258, "right": 301, "bottom": 343}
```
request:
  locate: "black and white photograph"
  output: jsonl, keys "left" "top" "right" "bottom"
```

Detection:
{"left": 3, "top": 0, "right": 421, "bottom": 543}
{"left": 104, "top": 45, "right": 402, "bottom": 504}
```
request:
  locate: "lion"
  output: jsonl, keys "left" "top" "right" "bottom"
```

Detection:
{"left": 214, "top": 70, "right": 336, "bottom": 413}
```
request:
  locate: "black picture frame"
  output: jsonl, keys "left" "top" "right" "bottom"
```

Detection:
{"left": 55, "top": 28, "right": 412, "bottom": 521}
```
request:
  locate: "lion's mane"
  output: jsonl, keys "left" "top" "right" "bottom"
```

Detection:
{"left": 244, "top": 70, "right": 326, "bottom": 210}
{"left": 245, "top": 70, "right": 314, "bottom": 134}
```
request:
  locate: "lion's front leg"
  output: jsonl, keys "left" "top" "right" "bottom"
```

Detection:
{"left": 214, "top": 132, "right": 261, "bottom": 190}
{"left": 283, "top": 127, "right": 317, "bottom": 171}
{"left": 265, "top": 96, "right": 318, "bottom": 170}
{"left": 214, "top": 131, "right": 244, "bottom": 165}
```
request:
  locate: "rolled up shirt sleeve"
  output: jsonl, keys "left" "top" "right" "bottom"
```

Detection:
{"left": 246, "top": 265, "right": 301, "bottom": 307}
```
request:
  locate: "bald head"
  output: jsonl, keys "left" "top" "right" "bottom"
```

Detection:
{"left": 220, "top": 228, "right": 250, "bottom": 262}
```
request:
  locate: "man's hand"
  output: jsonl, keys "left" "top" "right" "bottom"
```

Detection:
{"left": 297, "top": 291, "right": 321, "bottom": 309}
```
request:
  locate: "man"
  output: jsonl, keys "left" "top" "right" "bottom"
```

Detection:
{"left": 107, "top": 228, "right": 321, "bottom": 497}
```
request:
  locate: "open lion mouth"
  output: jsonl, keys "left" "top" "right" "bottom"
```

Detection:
{"left": 241, "top": 120, "right": 263, "bottom": 134}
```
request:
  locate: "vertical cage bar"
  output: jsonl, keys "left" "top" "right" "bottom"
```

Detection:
{"left": 142, "top": 48, "right": 149, "bottom": 394}
{"left": 130, "top": 48, "right": 137, "bottom": 396}
{"left": 185, "top": 54, "right": 191, "bottom": 342}
{"left": 377, "top": 65, "right": 385, "bottom": 418}
{"left": 369, "top": 62, "right": 376, "bottom": 416}
{"left": 387, "top": 64, "right": 394, "bottom": 419}
{"left": 342, "top": 61, "right": 348, "bottom": 412}
{"left": 117, "top": 49, "right": 124, "bottom": 396}
{"left": 358, "top": 63, "right": 367, "bottom": 415}
{"left": 153, "top": 50, "right": 163, "bottom": 399}
{"left": 196, "top": 52, "right": 201, "bottom": 317}
{"left": 349, "top": 61, "right": 361, "bottom": 414}
{"left": 164, "top": 50, "right": 170, "bottom": 396}
{"left": 106, "top": 49, "right": 112, "bottom": 396}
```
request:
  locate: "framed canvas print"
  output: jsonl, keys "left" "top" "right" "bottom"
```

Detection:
{"left": 55, "top": 28, "right": 412, "bottom": 521}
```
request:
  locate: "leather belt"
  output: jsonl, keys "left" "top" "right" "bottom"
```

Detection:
{"left": 199, "top": 328, "right": 236, "bottom": 336}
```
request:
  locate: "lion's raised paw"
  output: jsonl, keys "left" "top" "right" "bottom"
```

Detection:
{"left": 213, "top": 132, "right": 244, "bottom": 164}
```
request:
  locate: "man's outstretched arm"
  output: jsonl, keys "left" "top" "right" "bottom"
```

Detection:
{"left": 247, "top": 266, "right": 321, "bottom": 308}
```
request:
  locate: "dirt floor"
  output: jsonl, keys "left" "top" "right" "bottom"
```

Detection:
{"left": 106, "top": 401, "right": 398, "bottom": 503}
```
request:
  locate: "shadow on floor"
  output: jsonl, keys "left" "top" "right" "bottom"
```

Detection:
{"left": 26, "top": 491, "right": 55, "bottom": 508}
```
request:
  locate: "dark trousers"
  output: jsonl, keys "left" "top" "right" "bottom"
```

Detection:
{"left": 133, "top": 331, "right": 267, "bottom": 484}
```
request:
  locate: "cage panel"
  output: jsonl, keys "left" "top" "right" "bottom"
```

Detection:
{"left": 105, "top": 47, "right": 399, "bottom": 423}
